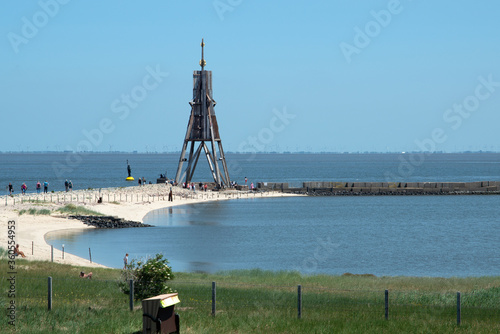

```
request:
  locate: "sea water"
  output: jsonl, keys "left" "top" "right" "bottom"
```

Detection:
{"left": 38, "top": 152, "right": 500, "bottom": 277}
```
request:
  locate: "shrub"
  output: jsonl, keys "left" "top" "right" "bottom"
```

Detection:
{"left": 120, "top": 253, "right": 175, "bottom": 300}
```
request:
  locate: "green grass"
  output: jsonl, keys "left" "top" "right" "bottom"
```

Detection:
{"left": 0, "top": 260, "right": 498, "bottom": 333}
{"left": 18, "top": 208, "right": 52, "bottom": 215}
{"left": 56, "top": 204, "right": 103, "bottom": 216}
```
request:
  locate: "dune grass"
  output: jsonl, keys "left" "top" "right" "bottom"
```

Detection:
{"left": 18, "top": 208, "right": 52, "bottom": 216}
{"left": 0, "top": 260, "right": 498, "bottom": 333}
{"left": 56, "top": 204, "right": 103, "bottom": 216}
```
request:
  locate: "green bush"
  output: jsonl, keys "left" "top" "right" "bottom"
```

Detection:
{"left": 120, "top": 253, "right": 175, "bottom": 300}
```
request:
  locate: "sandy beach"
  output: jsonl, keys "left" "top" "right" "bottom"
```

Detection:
{"left": 0, "top": 184, "right": 298, "bottom": 269}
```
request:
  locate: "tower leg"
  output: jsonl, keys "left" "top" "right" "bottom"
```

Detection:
{"left": 202, "top": 142, "right": 218, "bottom": 185}
{"left": 184, "top": 142, "right": 197, "bottom": 185}
{"left": 218, "top": 141, "right": 231, "bottom": 186}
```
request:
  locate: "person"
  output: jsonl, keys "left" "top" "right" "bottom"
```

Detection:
{"left": 250, "top": 182, "right": 254, "bottom": 190}
{"left": 8, "top": 182, "right": 13, "bottom": 194}
{"left": 204, "top": 184, "right": 208, "bottom": 192}
{"left": 36, "top": 181, "right": 41, "bottom": 193}
{"left": 168, "top": 188, "right": 173, "bottom": 202}
{"left": 64, "top": 179, "right": 69, "bottom": 192}
{"left": 79, "top": 271, "right": 92, "bottom": 279}
{"left": 21, "top": 183, "right": 27, "bottom": 194}
{"left": 245, "top": 177, "right": 247, "bottom": 185}
{"left": 123, "top": 253, "right": 129, "bottom": 269}
{"left": 14, "top": 244, "right": 26, "bottom": 258}
{"left": 127, "top": 160, "right": 132, "bottom": 177}
{"left": 138, "top": 178, "right": 142, "bottom": 186}
{"left": 68, "top": 180, "right": 73, "bottom": 191}
{"left": 142, "top": 177, "right": 146, "bottom": 185}
{"left": 43, "top": 180, "right": 49, "bottom": 193}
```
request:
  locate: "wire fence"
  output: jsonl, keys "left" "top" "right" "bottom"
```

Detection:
{"left": 5, "top": 277, "right": 498, "bottom": 326}
{"left": 1, "top": 187, "right": 279, "bottom": 207}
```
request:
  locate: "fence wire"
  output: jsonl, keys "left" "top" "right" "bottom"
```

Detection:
{"left": 1, "top": 277, "right": 498, "bottom": 326}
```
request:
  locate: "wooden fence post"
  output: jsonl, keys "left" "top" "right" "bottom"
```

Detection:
{"left": 48, "top": 277, "right": 52, "bottom": 310}
{"left": 51, "top": 245, "right": 53, "bottom": 262}
{"left": 457, "top": 292, "right": 461, "bottom": 325}
{"left": 129, "top": 280, "right": 134, "bottom": 311}
{"left": 385, "top": 289, "right": 389, "bottom": 320}
{"left": 298, "top": 285, "right": 302, "bottom": 319}
{"left": 89, "top": 248, "right": 92, "bottom": 263}
{"left": 212, "top": 281, "right": 216, "bottom": 317}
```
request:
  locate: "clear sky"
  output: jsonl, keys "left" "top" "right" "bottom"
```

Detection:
{"left": 1, "top": 0, "right": 499, "bottom": 153}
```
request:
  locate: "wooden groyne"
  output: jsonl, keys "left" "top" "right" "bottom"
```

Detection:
{"left": 257, "top": 181, "right": 500, "bottom": 196}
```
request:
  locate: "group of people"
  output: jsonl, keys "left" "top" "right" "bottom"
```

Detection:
{"left": 182, "top": 182, "right": 209, "bottom": 192}
{"left": 138, "top": 177, "right": 149, "bottom": 186}
{"left": 64, "top": 179, "right": 73, "bottom": 192}
{"left": 7, "top": 181, "right": 50, "bottom": 195}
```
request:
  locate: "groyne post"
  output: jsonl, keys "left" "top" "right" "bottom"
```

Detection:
{"left": 457, "top": 292, "right": 461, "bottom": 325}
{"left": 51, "top": 245, "right": 53, "bottom": 262}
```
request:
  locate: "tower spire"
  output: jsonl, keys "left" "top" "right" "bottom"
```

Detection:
{"left": 200, "top": 38, "right": 206, "bottom": 70}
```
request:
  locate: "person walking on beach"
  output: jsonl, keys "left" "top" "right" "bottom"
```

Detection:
{"left": 21, "top": 183, "right": 27, "bottom": 194}
{"left": 43, "top": 180, "right": 49, "bottom": 193}
{"left": 69, "top": 180, "right": 73, "bottom": 191}
{"left": 123, "top": 253, "right": 129, "bottom": 269}
{"left": 65, "top": 179, "right": 69, "bottom": 192}
{"left": 8, "top": 182, "right": 13, "bottom": 195}
{"left": 204, "top": 184, "right": 208, "bottom": 192}
{"left": 36, "top": 181, "right": 41, "bottom": 193}
{"left": 142, "top": 177, "right": 146, "bottom": 186}
{"left": 168, "top": 188, "right": 173, "bottom": 201}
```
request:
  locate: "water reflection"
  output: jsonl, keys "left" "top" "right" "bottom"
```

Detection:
{"left": 44, "top": 196, "right": 500, "bottom": 277}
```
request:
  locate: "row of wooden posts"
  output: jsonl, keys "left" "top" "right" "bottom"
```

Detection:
{"left": 44, "top": 279, "right": 464, "bottom": 325}
{"left": 6, "top": 190, "right": 268, "bottom": 206}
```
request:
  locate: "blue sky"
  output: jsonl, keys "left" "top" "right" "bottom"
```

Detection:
{"left": 1, "top": 0, "right": 499, "bottom": 153}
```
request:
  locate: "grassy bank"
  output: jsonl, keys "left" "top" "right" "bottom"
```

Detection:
{"left": 1, "top": 260, "right": 498, "bottom": 333}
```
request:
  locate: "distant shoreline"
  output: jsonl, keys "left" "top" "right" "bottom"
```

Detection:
{"left": 1, "top": 151, "right": 499, "bottom": 155}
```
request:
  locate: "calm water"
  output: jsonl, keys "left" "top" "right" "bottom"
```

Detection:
{"left": 3, "top": 152, "right": 499, "bottom": 277}
{"left": 46, "top": 195, "right": 500, "bottom": 277}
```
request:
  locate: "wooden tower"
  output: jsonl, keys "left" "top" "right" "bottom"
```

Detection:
{"left": 174, "top": 39, "right": 230, "bottom": 188}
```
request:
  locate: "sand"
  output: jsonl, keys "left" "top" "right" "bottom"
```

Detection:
{"left": 0, "top": 184, "right": 299, "bottom": 269}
